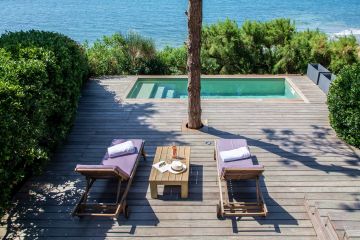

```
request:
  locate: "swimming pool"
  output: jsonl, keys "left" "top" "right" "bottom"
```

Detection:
{"left": 127, "top": 78, "right": 300, "bottom": 99}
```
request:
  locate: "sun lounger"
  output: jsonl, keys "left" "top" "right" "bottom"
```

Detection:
{"left": 214, "top": 139, "right": 267, "bottom": 218}
{"left": 72, "top": 139, "right": 146, "bottom": 218}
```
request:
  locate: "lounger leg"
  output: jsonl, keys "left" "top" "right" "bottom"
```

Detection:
{"left": 150, "top": 182, "right": 158, "bottom": 198}
{"left": 256, "top": 176, "right": 267, "bottom": 216}
{"left": 113, "top": 179, "right": 124, "bottom": 218}
{"left": 72, "top": 177, "right": 95, "bottom": 216}
{"left": 181, "top": 182, "right": 189, "bottom": 198}
{"left": 116, "top": 179, "right": 122, "bottom": 203}
{"left": 224, "top": 180, "right": 234, "bottom": 213}
{"left": 217, "top": 175, "right": 225, "bottom": 217}
{"left": 142, "top": 148, "right": 147, "bottom": 161}
{"left": 256, "top": 177, "right": 260, "bottom": 205}
{"left": 83, "top": 177, "right": 95, "bottom": 203}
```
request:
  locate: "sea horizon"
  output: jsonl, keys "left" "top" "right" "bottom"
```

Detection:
{"left": 1, "top": 0, "right": 359, "bottom": 48}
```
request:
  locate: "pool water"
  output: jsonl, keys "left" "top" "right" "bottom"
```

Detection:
{"left": 127, "top": 78, "right": 299, "bottom": 99}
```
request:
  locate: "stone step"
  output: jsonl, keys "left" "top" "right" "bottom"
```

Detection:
{"left": 166, "top": 89, "right": 175, "bottom": 98}
{"left": 154, "top": 86, "right": 165, "bottom": 98}
{"left": 137, "top": 83, "right": 154, "bottom": 98}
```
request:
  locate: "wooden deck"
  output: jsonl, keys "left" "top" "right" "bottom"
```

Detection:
{"left": 1, "top": 75, "right": 360, "bottom": 239}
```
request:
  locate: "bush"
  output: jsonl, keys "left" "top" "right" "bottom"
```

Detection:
{"left": 86, "top": 32, "right": 166, "bottom": 76}
{"left": 201, "top": 19, "right": 246, "bottom": 74}
{"left": 0, "top": 30, "right": 89, "bottom": 215}
{"left": 240, "top": 18, "right": 296, "bottom": 73}
{"left": 0, "top": 30, "right": 89, "bottom": 147}
{"left": 274, "top": 30, "right": 331, "bottom": 73}
{"left": 157, "top": 46, "right": 187, "bottom": 74}
{"left": 329, "top": 36, "right": 359, "bottom": 73}
{"left": 85, "top": 19, "right": 360, "bottom": 76}
{"left": 328, "top": 63, "right": 360, "bottom": 147}
{"left": 85, "top": 33, "right": 129, "bottom": 76}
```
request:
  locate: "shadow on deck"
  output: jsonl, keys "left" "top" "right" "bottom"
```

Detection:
{"left": 2, "top": 77, "right": 360, "bottom": 239}
{"left": 2, "top": 79, "right": 186, "bottom": 239}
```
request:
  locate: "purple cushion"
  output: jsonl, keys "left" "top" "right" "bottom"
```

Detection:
{"left": 101, "top": 139, "right": 143, "bottom": 178}
{"left": 215, "top": 139, "right": 263, "bottom": 174}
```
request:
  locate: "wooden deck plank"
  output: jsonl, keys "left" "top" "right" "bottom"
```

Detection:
{"left": 2, "top": 75, "right": 359, "bottom": 239}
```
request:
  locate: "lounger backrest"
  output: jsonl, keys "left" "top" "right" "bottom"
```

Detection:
{"left": 75, "top": 165, "right": 129, "bottom": 180}
{"left": 222, "top": 167, "right": 264, "bottom": 180}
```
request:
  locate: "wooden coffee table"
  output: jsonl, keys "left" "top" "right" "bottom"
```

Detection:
{"left": 149, "top": 146, "right": 190, "bottom": 199}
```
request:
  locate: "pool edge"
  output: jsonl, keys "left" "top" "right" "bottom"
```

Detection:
{"left": 124, "top": 75, "right": 309, "bottom": 103}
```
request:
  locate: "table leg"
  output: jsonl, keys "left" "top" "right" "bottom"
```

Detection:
{"left": 150, "top": 182, "right": 158, "bottom": 199}
{"left": 181, "top": 182, "right": 188, "bottom": 198}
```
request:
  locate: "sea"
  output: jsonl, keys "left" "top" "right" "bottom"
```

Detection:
{"left": 1, "top": 0, "right": 359, "bottom": 48}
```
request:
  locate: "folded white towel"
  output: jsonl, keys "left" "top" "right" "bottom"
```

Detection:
{"left": 108, "top": 141, "right": 135, "bottom": 158}
{"left": 220, "top": 147, "right": 251, "bottom": 162}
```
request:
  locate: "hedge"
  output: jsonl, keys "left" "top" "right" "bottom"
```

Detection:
{"left": 328, "top": 63, "right": 360, "bottom": 147}
{"left": 85, "top": 18, "right": 360, "bottom": 76}
{"left": 0, "top": 30, "right": 89, "bottom": 215}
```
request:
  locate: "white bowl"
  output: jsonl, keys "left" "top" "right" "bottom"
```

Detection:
{"left": 171, "top": 160, "right": 183, "bottom": 171}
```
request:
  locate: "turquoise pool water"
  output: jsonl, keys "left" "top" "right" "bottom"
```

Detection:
{"left": 127, "top": 78, "right": 299, "bottom": 99}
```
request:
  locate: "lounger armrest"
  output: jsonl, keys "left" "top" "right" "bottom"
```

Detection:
{"left": 75, "top": 164, "right": 129, "bottom": 179}
{"left": 223, "top": 165, "right": 264, "bottom": 171}
{"left": 222, "top": 165, "right": 264, "bottom": 180}
{"left": 75, "top": 164, "right": 119, "bottom": 171}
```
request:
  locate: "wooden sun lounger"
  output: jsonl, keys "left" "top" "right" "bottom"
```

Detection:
{"left": 72, "top": 139, "right": 146, "bottom": 218}
{"left": 214, "top": 139, "right": 268, "bottom": 218}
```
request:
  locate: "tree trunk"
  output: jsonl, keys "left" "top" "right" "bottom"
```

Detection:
{"left": 187, "top": 0, "right": 202, "bottom": 129}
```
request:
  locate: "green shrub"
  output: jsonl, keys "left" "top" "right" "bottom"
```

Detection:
{"left": 86, "top": 32, "right": 166, "bottom": 76}
{"left": 328, "top": 63, "right": 360, "bottom": 147}
{"left": 0, "top": 30, "right": 89, "bottom": 147}
{"left": 329, "top": 36, "right": 359, "bottom": 73}
{"left": 0, "top": 49, "right": 48, "bottom": 213}
{"left": 126, "top": 32, "right": 157, "bottom": 74}
{"left": 85, "top": 33, "right": 129, "bottom": 76}
{"left": 0, "top": 30, "right": 89, "bottom": 215}
{"left": 240, "top": 19, "right": 295, "bottom": 73}
{"left": 85, "top": 19, "right": 360, "bottom": 76}
{"left": 201, "top": 19, "right": 247, "bottom": 74}
{"left": 158, "top": 46, "right": 187, "bottom": 74}
{"left": 274, "top": 30, "right": 331, "bottom": 73}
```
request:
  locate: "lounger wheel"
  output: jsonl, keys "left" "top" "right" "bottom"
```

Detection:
{"left": 124, "top": 204, "right": 130, "bottom": 219}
